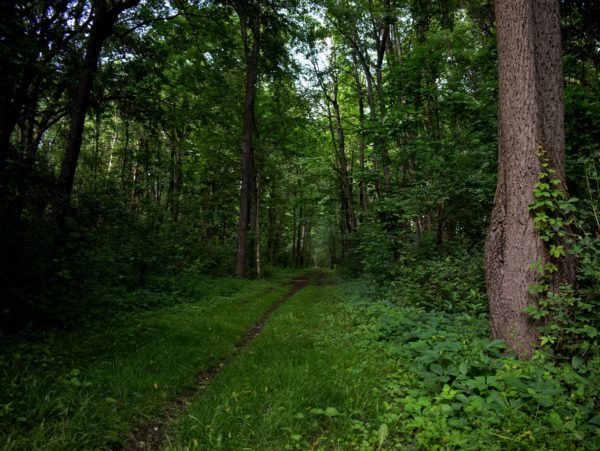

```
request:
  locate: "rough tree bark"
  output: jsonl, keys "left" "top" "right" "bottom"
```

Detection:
{"left": 235, "top": 0, "right": 260, "bottom": 277}
{"left": 484, "top": 0, "right": 572, "bottom": 359}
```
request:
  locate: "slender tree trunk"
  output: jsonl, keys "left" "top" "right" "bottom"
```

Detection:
{"left": 302, "top": 220, "right": 311, "bottom": 267}
{"left": 436, "top": 203, "right": 445, "bottom": 247}
{"left": 352, "top": 56, "right": 369, "bottom": 217}
{"left": 298, "top": 219, "right": 306, "bottom": 268}
{"left": 333, "top": 104, "right": 356, "bottom": 235}
{"left": 121, "top": 115, "right": 131, "bottom": 196}
{"left": 168, "top": 131, "right": 182, "bottom": 221}
{"left": 235, "top": 1, "right": 260, "bottom": 277}
{"left": 255, "top": 170, "right": 261, "bottom": 277}
{"left": 319, "top": 61, "right": 357, "bottom": 239}
{"left": 484, "top": 0, "right": 572, "bottom": 359}
{"left": 330, "top": 9, "right": 380, "bottom": 192}
{"left": 392, "top": 18, "right": 403, "bottom": 62}
{"left": 267, "top": 178, "right": 279, "bottom": 264}
{"left": 353, "top": 47, "right": 390, "bottom": 197}
{"left": 168, "top": 145, "right": 177, "bottom": 218}
{"left": 131, "top": 158, "right": 139, "bottom": 209}
{"left": 295, "top": 207, "right": 304, "bottom": 268}
{"left": 92, "top": 106, "right": 101, "bottom": 174}
{"left": 370, "top": 0, "right": 392, "bottom": 192}
{"left": 292, "top": 206, "right": 297, "bottom": 267}
{"left": 107, "top": 110, "right": 118, "bottom": 174}
{"left": 329, "top": 81, "right": 357, "bottom": 235}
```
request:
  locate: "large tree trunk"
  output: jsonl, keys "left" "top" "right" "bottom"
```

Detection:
{"left": 484, "top": 0, "right": 570, "bottom": 359}
{"left": 235, "top": 1, "right": 260, "bottom": 277}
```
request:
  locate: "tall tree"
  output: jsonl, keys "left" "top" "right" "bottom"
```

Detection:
{"left": 54, "top": 0, "right": 140, "bottom": 215}
{"left": 351, "top": 54, "right": 369, "bottom": 217}
{"left": 234, "top": 0, "right": 260, "bottom": 277}
{"left": 326, "top": 0, "right": 392, "bottom": 196}
{"left": 484, "top": 0, "right": 574, "bottom": 358}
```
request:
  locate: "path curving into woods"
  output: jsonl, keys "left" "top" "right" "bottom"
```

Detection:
{"left": 123, "top": 275, "right": 311, "bottom": 451}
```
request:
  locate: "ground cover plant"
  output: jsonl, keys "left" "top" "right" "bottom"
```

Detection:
{"left": 165, "top": 281, "right": 388, "bottom": 450}
{"left": 345, "top": 296, "right": 600, "bottom": 449}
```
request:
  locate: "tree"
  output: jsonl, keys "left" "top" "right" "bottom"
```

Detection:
{"left": 484, "top": 0, "right": 574, "bottom": 358}
{"left": 325, "top": 0, "right": 392, "bottom": 195}
{"left": 234, "top": 0, "right": 260, "bottom": 277}
{"left": 54, "top": 0, "right": 140, "bottom": 217}
{"left": 312, "top": 45, "right": 357, "bottom": 250}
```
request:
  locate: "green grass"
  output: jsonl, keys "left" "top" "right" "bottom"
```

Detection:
{"left": 0, "top": 273, "right": 298, "bottom": 450}
{"left": 164, "top": 279, "right": 388, "bottom": 450}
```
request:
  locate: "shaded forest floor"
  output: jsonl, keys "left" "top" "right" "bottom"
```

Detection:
{"left": 1, "top": 269, "right": 599, "bottom": 450}
{"left": 1, "top": 270, "right": 388, "bottom": 450}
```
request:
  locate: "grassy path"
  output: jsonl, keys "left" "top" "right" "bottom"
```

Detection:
{"left": 1, "top": 272, "right": 387, "bottom": 450}
{"left": 126, "top": 275, "right": 311, "bottom": 449}
{"left": 1, "top": 274, "right": 298, "bottom": 450}
{"left": 163, "top": 276, "right": 385, "bottom": 450}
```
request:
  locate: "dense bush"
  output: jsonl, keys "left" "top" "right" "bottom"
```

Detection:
{"left": 383, "top": 247, "right": 487, "bottom": 314}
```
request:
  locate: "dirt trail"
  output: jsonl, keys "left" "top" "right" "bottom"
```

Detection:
{"left": 122, "top": 275, "right": 310, "bottom": 451}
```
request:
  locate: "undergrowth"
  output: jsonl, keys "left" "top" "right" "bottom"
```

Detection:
{"left": 333, "top": 282, "right": 600, "bottom": 450}
{"left": 383, "top": 247, "right": 487, "bottom": 314}
{"left": 165, "top": 281, "right": 388, "bottom": 450}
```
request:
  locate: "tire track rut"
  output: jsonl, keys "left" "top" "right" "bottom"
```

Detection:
{"left": 122, "top": 276, "right": 310, "bottom": 451}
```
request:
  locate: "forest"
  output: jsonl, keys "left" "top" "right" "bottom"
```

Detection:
{"left": 0, "top": 0, "right": 599, "bottom": 449}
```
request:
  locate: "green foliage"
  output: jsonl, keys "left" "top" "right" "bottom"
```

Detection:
{"left": 334, "top": 292, "right": 600, "bottom": 449}
{"left": 0, "top": 0, "right": 599, "bottom": 448}
{"left": 384, "top": 247, "right": 487, "bottom": 314}
{"left": 525, "top": 146, "right": 600, "bottom": 358}
{"left": 344, "top": 23, "right": 498, "bottom": 277}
